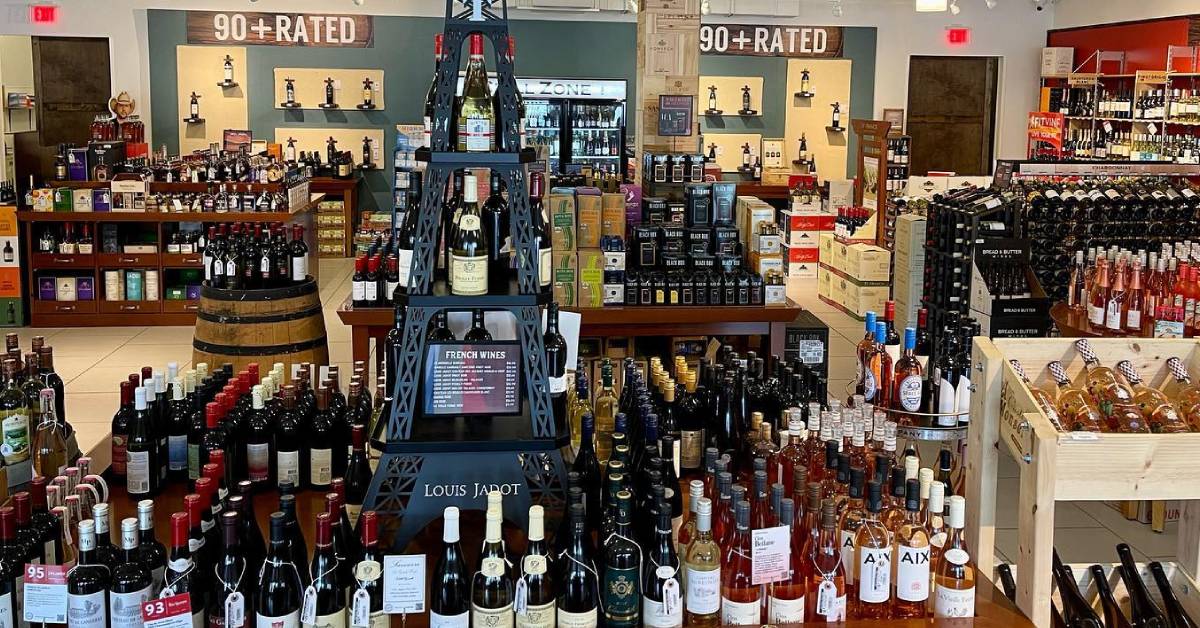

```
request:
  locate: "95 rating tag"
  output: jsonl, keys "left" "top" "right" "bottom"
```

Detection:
{"left": 23, "top": 563, "right": 67, "bottom": 623}
{"left": 142, "top": 594, "right": 194, "bottom": 628}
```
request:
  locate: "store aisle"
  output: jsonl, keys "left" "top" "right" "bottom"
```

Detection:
{"left": 22, "top": 259, "right": 1173, "bottom": 567}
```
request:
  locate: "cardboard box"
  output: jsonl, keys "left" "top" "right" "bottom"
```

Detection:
{"left": 779, "top": 210, "right": 835, "bottom": 233}
{"left": 71, "top": 189, "right": 93, "bottom": 212}
{"left": 551, "top": 252, "right": 578, "bottom": 306}
{"left": 750, "top": 251, "right": 783, "bottom": 276}
{"left": 578, "top": 248, "right": 604, "bottom": 308}
{"left": 819, "top": 232, "right": 837, "bottom": 262}
{"left": 842, "top": 243, "right": 892, "bottom": 282}
{"left": 784, "top": 245, "right": 819, "bottom": 264}
{"left": 817, "top": 266, "right": 833, "bottom": 299}
{"left": 576, "top": 191, "right": 602, "bottom": 249}
{"left": 549, "top": 194, "right": 577, "bottom": 251}
{"left": 1041, "top": 47, "right": 1074, "bottom": 77}
{"left": 620, "top": 184, "right": 641, "bottom": 229}
{"left": 833, "top": 274, "right": 889, "bottom": 318}
{"left": 907, "top": 176, "right": 950, "bottom": 200}
{"left": 785, "top": 262, "right": 818, "bottom": 278}
{"left": 785, "top": 230, "right": 820, "bottom": 249}
{"left": 785, "top": 309, "right": 830, "bottom": 375}
{"left": 827, "top": 179, "right": 854, "bottom": 210}
{"left": 601, "top": 193, "right": 626, "bottom": 238}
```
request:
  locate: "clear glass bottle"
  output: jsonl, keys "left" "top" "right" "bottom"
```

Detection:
{"left": 805, "top": 499, "right": 846, "bottom": 622}
{"left": 891, "top": 479, "right": 931, "bottom": 618}
{"left": 1045, "top": 361, "right": 1106, "bottom": 432}
{"left": 1074, "top": 339, "right": 1148, "bottom": 432}
{"left": 932, "top": 496, "right": 975, "bottom": 618}
{"left": 683, "top": 497, "right": 721, "bottom": 627}
{"left": 31, "top": 388, "right": 66, "bottom": 479}
{"left": 1116, "top": 360, "right": 1191, "bottom": 433}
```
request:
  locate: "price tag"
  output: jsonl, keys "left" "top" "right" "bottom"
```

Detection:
{"left": 350, "top": 589, "right": 371, "bottom": 628}
{"left": 1103, "top": 121, "right": 1113, "bottom": 134}
{"left": 1067, "top": 431, "right": 1101, "bottom": 442}
{"left": 300, "top": 586, "right": 317, "bottom": 625}
{"left": 23, "top": 563, "right": 67, "bottom": 623}
{"left": 750, "top": 525, "right": 791, "bottom": 585}
{"left": 143, "top": 593, "right": 194, "bottom": 628}
{"left": 382, "top": 555, "right": 425, "bottom": 614}
{"left": 225, "top": 592, "right": 245, "bottom": 628}
{"left": 1148, "top": 122, "right": 1160, "bottom": 136}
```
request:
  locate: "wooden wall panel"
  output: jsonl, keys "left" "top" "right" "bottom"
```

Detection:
{"left": 783, "top": 58, "right": 851, "bottom": 180}
{"left": 176, "top": 45, "right": 249, "bottom": 154}
{"left": 272, "top": 67, "right": 385, "bottom": 110}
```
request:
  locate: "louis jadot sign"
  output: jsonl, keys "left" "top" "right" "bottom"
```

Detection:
{"left": 699, "top": 24, "right": 843, "bottom": 58}
{"left": 186, "top": 11, "right": 374, "bottom": 47}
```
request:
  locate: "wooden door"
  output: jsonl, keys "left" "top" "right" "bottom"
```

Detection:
{"left": 906, "top": 56, "right": 999, "bottom": 176}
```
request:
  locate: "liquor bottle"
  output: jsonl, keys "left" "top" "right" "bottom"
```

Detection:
{"left": 854, "top": 480, "right": 892, "bottom": 619}
{"left": 68, "top": 519, "right": 109, "bottom": 628}
{"left": 258, "top": 512, "right": 303, "bottom": 628}
{"left": 932, "top": 496, "right": 975, "bottom": 618}
{"left": 892, "top": 479, "right": 931, "bottom": 618}
{"left": 432, "top": 507, "right": 470, "bottom": 627}
{"left": 1074, "top": 339, "right": 1148, "bottom": 433}
{"left": 473, "top": 500, "right": 514, "bottom": 627}
{"left": 1093, "top": 564, "right": 1133, "bottom": 628}
{"left": 451, "top": 174, "right": 488, "bottom": 296}
{"left": 643, "top": 493, "right": 682, "bottom": 628}
{"left": 306, "top": 512, "right": 345, "bottom": 628}
{"left": 137, "top": 500, "right": 168, "bottom": 592}
{"left": 683, "top": 496, "right": 720, "bottom": 627}
{"left": 1116, "top": 361, "right": 1191, "bottom": 433}
{"left": 457, "top": 34, "right": 495, "bottom": 152}
{"left": 1149, "top": 562, "right": 1198, "bottom": 628}
{"left": 720, "top": 500, "right": 759, "bottom": 625}
{"left": 1045, "top": 362, "right": 1105, "bottom": 432}
{"left": 127, "top": 386, "right": 157, "bottom": 496}
{"left": 1053, "top": 552, "right": 1103, "bottom": 628}
{"left": 594, "top": 361, "right": 618, "bottom": 464}
{"left": 110, "top": 517, "right": 155, "bottom": 628}
{"left": 1118, "top": 543, "right": 1167, "bottom": 628}
{"left": 308, "top": 386, "right": 335, "bottom": 490}
{"left": 602, "top": 492, "right": 641, "bottom": 627}
{"left": 32, "top": 388, "right": 66, "bottom": 479}
{"left": 345, "top": 425, "right": 372, "bottom": 527}
{"left": 805, "top": 499, "right": 847, "bottom": 621}
{"left": 768, "top": 498, "right": 805, "bottom": 623}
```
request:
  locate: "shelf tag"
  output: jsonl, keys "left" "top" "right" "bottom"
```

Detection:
{"left": 382, "top": 554, "right": 425, "bottom": 614}
{"left": 224, "top": 592, "right": 244, "bottom": 628}
{"left": 750, "top": 525, "right": 791, "bottom": 585}
{"left": 350, "top": 589, "right": 371, "bottom": 628}
{"left": 22, "top": 563, "right": 67, "bottom": 624}
{"left": 143, "top": 593, "right": 194, "bottom": 628}
{"left": 300, "top": 586, "right": 317, "bottom": 625}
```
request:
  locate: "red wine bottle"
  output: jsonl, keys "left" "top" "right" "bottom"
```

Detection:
{"left": 306, "top": 513, "right": 346, "bottom": 627}
{"left": 257, "top": 512, "right": 302, "bottom": 628}
{"left": 136, "top": 499, "right": 168, "bottom": 592}
{"left": 344, "top": 426, "right": 372, "bottom": 530}
{"left": 162, "top": 512, "right": 206, "bottom": 627}
{"left": 67, "top": 519, "right": 109, "bottom": 628}
{"left": 431, "top": 507, "right": 470, "bottom": 627}
{"left": 209, "top": 511, "right": 254, "bottom": 628}
{"left": 110, "top": 517, "right": 154, "bottom": 628}
{"left": 351, "top": 512, "right": 386, "bottom": 628}
{"left": 1117, "top": 543, "right": 1168, "bottom": 628}
{"left": 279, "top": 494, "right": 309, "bottom": 589}
{"left": 1150, "top": 562, "right": 1199, "bottom": 628}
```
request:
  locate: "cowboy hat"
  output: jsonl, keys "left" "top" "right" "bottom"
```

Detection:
{"left": 108, "top": 91, "right": 136, "bottom": 114}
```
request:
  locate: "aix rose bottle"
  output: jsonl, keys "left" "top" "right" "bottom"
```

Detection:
{"left": 1073, "top": 339, "right": 1147, "bottom": 432}
{"left": 1116, "top": 360, "right": 1191, "bottom": 433}
{"left": 1165, "top": 356, "right": 1200, "bottom": 431}
{"left": 1045, "top": 361, "right": 1106, "bottom": 432}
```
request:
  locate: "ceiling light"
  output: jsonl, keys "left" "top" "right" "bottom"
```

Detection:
{"left": 916, "top": 0, "right": 948, "bottom": 11}
{"left": 985, "top": 0, "right": 997, "bottom": 7}
{"left": 701, "top": 0, "right": 710, "bottom": 14}
{"left": 830, "top": 0, "right": 843, "bottom": 17}
{"left": 949, "top": 0, "right": 960, "bottom": 14}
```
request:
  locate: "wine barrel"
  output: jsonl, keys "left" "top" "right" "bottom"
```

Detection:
{"left": 192, "top": 278, "right": 329, "bottom": 374}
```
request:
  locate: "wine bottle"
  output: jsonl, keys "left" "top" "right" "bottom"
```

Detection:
{"left": 854, "top": 480, "right": 892, "bottom": 619}
{"left": 768, "top": 498, "right": 805, "bottom": 623}
{"left": 473, "top": 497, "right": 514, "bottom": 627}
{"left": 891, "top": 478, "right": 931, "bottom": 618}
{"left": 136, "top": 499, "right": 168, "bottom": 593}
{"left": 643, "top": 491, "right": 683, "bottom": 628}
{"left": 1118, "top": 543, "right": 1168, "bottom": 628}
{"left": 600, "top": 491, "right": 640, "bottom": 627}
{"left": 127, "top": 386, "right": 157, "bottom": 497}
{"left": 257, "top": 512, "right": 303, "bottom": 628}
{"left": 557, "top": 502, "right": 599, "bottom": 627}
{"left": 932, "top": 496, "right": 975, "bottom": 618}
{"left": 683, "top": 496, "right": 720, "bottom": 625}
{"left": 450, "top": 173, "right": 488, "bottom": 296}
{"left": 162, "top": 512, "right": 206, "bottom": 628}
{"left": 276, "top": 385, "right": 304, "bottom": 488}
{"left": 457, "top": 34, "right": 495, "bottom": 152}
{"left": 210, "top": 511, "right": 255, "bottom": 628}
{"left": 345, "top": 426, "right": 372, "bottom": 529}
{"left": 805, "top": 499, "right": 846, "bottom": 622}
{"left": 1053, "top": 551, "right": 1102, "bottom": 628}
{"left": 720, "top": 500, "right": 759, "bottom": 625}
{"left": 997, "top": 564, "right": 1017, "bottom": 602}
{"left": 308, "top": 386, "right": 335, "bottom": 490}
{"left": 110, "top": 517, "right": 155, "bottom": 628}
{"left": 1150, "top": 562, "right": 1199, "bottom": 628}
{"left": 305, "top": 513, "right": 345, "bottom": 628}
{"left": 431, "top": 507, "right": 470, "bottom": 627}
{"left": 68, "top": 519, "right": 109, "bottom": 628}
{"left": 517, "top": 505, "right": 555, "bottom": 628}
{"left": 350, "top": 512, "right": 387, "bottom": 628}
{"left": 1093, "top": 565, "right": 1133, "bottom": 628}
{"left": 245, "top": 384, "right": 274, "bottom": 487}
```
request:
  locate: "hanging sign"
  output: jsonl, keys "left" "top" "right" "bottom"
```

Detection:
{"left": 699, "top": 24, "right": 843, "bottom": 58}
{"left": 186, "top": 12, "right": 374, "bottom": 47}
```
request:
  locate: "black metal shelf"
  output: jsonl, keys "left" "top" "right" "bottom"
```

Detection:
{"left": 415, "top": 146, "right": 537, "bottom": 166}
{"left": 393, "top": 279, "right": 551, "bottom": 307}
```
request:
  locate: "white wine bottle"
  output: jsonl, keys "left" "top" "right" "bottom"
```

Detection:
{"left": 457, "top": 34, "right": 495, "bottom": 153}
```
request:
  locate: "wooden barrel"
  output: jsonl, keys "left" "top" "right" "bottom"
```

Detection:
{"left": 192, "top": 278, "right": 329, "bottom": 375}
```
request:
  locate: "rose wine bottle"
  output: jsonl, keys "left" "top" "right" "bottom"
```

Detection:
{"left": 767, "top": 498, "right": 805, "bottom": 623}
{"left": 854, "top": 481, "right": 892, "bottom": 619}
{"left": 805, "top": 499, "right": 846, "bottom": 621}
{"left": 932, "top": 496, "right": 975, "bottom": 618}
{"left": 719, "top": 500, "right": 759, "bottom": 625}
{"left": 891, "top": 479, "right": 931, "bottom": 618}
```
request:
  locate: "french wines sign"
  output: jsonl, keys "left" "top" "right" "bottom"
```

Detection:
{"left": 186, "top": 11, "right": 374, "bottom": 47}
{"left": 699, "top": 24, "right": 843, "bottom": 58}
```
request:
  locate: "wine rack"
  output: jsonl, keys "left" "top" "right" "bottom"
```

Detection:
{"left": 363, "top": 0, "right": 566, "bottom": 550}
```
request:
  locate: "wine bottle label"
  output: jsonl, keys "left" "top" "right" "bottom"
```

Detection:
{"left": 839, "top": 531, "right": 857, "bottom": 581}
{"left": 1127, "top": 308, "right": 1142, "bottom": 329}
{"left": 352, "top": 281, "right": 366, "bottom": 302}
{"left": 168, "top": 434, "right": 188, "bottom": 471}
{"left": 643, "top": 596, "right": 682, "bottom": 627}
{"left": 256, "top": 610, "right": 299, "bottom": 628}
{"left": 556, "top": 607, "right": 596, "bottom": 628}
{"left": 857, "top": 546, "right": 892, "bottom": 603}
{"left": 67, "top": 590, "right": 106, "bottom": 628}
{"left": 396, "top": 250, "right": 413, "bottom": 287}
{"left": 385, "top": 280, "right": 399, "bottom": 300}
{"left": 315, "top": 610, "right": 347, "bottom": 628}
{"left": 346, "top": 504, "right": 362, "bottom": 528}
{"left": 679, "top": 430, "right": 704, "bottom": 469}
{"left": 1088, "top": 303, "right": 1105, "bottom": 325}
{"left": 112, "top": 434, "right": 128, "bottom": 476}
{"left": 109, "top": 585, "right": 154, "bottom": 628}
{"left": 463, "top": 117, "right": 493, "bottom": 153}
{"left": 937, "top": 375, "right": 957, "bottom": 425}
{"left": 718, "top": 597, "right": 759, "bottom": 625}
{"left": 292, "top": 255, "right": 308, "bottom": 282}
{"left": 277, "top": 450, "right": 300, "bottom": 486}
{"left": 1106, "top": 301, "right": 1123, "bottom": 329}
{"left": 422, "top": 118, "right": 433, "bottom": 149}
{"left": 601, "top": 566, "right": 639, "bottom": 622}
{"left": 247, "top": 443, "right": 270, "bottom": 482}
{"left": 471, "top": 603, "right": 513, "bottom": 628}
{"left": 549, "top": 376, "right": 568, "bottom": 395}
{"left": 515, "top": 601, "right": 554, "bottom": 628}
{"left": 450, "top": 254, "right": 488, "bottom": 296}
{"left": 956, "top": 375, "right": 972, "bottom": 418}
{"left": 0, "top": 410, "right": 29, "bottom": 463}
{"left": 898, "top": 375, "right": 923, "bottom": 412}
{"left": 933, "top": 584, "right": 975, "bottom": 618}
{"left": 365, "top": 281, "right": 378, "bottom": 302}
{"left": 684, "top": 566, "right": 719, "bottom": 614}
{"left": 539, "top": 248, "right": 552, "bottom": 287}
{"left": 896, "top": 545, "right": 931, "bottom": 602}
{"left": 430, "top": 610, "right": 469, "bottom": 628}
{"left": 310, "top": 448, "right": 332, "bottom": 486}
{"left": 127, "top": 449, "right": 152, "bottom": 494}
{"left": 767, "top": 595, "right": 805, "bottom": 623}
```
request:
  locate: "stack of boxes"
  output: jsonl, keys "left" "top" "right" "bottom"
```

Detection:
{"left": 316, "top": 199, "right": 347, "bottom": 257}
{"left": 817, "top": 232, "right": 892, "bottom": 319}
{"left": 549, "top": 187, "right": 626, "bottom": 307}
{"left": 892, "top": 213, "right": 926, "bottom": 331}
{"left": 778, "top": 189, "right": 831, "bottom": 279}
{"left": 738, "top": 195, "right": 782, "bottom": 279}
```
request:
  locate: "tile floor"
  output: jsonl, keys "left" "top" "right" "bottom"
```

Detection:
{"left": 35, "top": 257, "right": 1172, "bottom": 567}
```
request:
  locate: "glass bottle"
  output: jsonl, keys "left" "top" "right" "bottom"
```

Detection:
{"left": 805, "top": 499, "right": 847, "bottom": 621}
{"left": 1045, "top": 361, "right": 1105, "bottom": 432}
{"left": 110, "top": 517, "right": 154, "bottom": 628}
{"left": 768, "top": 498, "right": 805, "bottom": 623}
{"left": 1116, "top": 360, "right": 1191, "bottom": 433}
{"left": 556, "top": 503, "right": 598, "bottom": 627}
{"left": 683, "top": 497, "right": 721, "bottom": 627}
{"left": 472, "top": 500, "right": 514, "bottom": 627}
{"left": 517, "top": 505, "right": 555, "bottom": 628}
{"left": 257, "top": 512, "right": 302, "bottom": 628}
{"left": 854, "top": 481, "right": 892, "bottom": 619}
{"left": 68, "top": 519, "right": 109, "bottom": 628}
{"left": 430, "top": 507, "right": 470, "bottom": 627}
{"left": 31, "top": 388, "right": 66, "bottom": 479}
{"left": 932, "top": 496, "right": 975, "bottom": 618}
{"left": 837, "top": 467, "right": 867, "bottom": 599}
{"left": 593, "top": 360, "right": 618, "bottom": 464}
{"left": 719, "top": 500, "right": 759, "bottom": 625}
{"left": 643, "top": 493, "right": 682, "bottom": 628}
{"left": 0, "top": 360, "right": 31, "bottom": 467}
{"left": 308, "top": 513, "right": 345, "bottom": 628}
{"left": 891, "top": 478, "right": 931, "bottom": 618}
{"left": 1074, "top": 339, "right": 1148, "bottom": 433}
{"left": 1166, "top": 356, "right": 1200, "bottom": 431}
{"left": 1009, "top": 360, "right": 1066, "bottom": 431}
{"left": 456, "top": 34, "right": 496, "bottom": 152}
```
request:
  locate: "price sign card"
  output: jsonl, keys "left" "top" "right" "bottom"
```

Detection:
{"left": 143, "top": 594, "right": 194, "bottom": 628}
{"left": 23, "top": 563, "right": 67, "bottom": 623}
{"left": 422, "top": 344, "right": 520, "bottom": 416}
{"left": 750, "top": 525, "right": 791, "bottom": 585}
{"left": 383, "top": 555, "right": 426, "bottom": 614}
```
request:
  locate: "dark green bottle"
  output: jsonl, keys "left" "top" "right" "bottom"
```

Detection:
{"left": 602, "top": 491, "right": 640, "bottom": 627}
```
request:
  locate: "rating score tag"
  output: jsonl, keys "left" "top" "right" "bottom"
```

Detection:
{"left": 23, "top": 563, "right": 67, "bottom": 623}
{"left": 143, "top": 594, "right": 194, "bottom": 628}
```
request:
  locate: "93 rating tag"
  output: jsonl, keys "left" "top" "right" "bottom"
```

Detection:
{"left": 142, "top": 594, "right": 194, "bottom": 628}
{"left": 23, "top": 563, "right": 67, "bottom": 623}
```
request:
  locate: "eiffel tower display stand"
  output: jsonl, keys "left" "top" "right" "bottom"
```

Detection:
{"left": 363, "top": 0, "right": 568, "bottom": 550}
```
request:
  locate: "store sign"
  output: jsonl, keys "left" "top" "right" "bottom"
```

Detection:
{"left": 422, "top": 343, "right": 521, "bottom": 416}
{"left": 186, "top": 11, "right": 374, "bottom": 47}
{"left": 1027, "top": 111, "right": 1065, "bottom": 148}
{"left": 515, "top": 77, "right": 627, "bottom": 100}
{"left": 699, "top": 24, "right": 843, "bottom": 58}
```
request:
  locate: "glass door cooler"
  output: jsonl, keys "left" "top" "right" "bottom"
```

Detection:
{"left": 514, "top": 77, "right": 627, "bottom": 177}
{"left": 566, "top": 101, "right": 625, "bottom": 177}
{"left": 524, "top": 99, "right": 564, "bottom": 173}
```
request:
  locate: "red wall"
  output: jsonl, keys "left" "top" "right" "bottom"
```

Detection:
{"left": 1047, "top": 17, "right": 1195, "bottom": 72}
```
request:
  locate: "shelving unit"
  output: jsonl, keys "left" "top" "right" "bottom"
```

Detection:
{"left": 309, "top": 177, "right": 359, "bottom": 257}
{"left": 966, "top": 337, "right": 1200, "bottom": 628}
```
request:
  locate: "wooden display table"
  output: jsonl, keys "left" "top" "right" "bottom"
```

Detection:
{"left": 102, "top": 475, "right": 1031, "bottom": 628}
{"left": 336, "top": 297, "right": 805, "bottom": 378}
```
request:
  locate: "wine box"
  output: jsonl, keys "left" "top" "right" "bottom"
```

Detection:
{"left": 966, "top": 337, "right": 1200, "bottom": 628}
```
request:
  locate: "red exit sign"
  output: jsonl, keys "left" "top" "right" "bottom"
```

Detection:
{"left": 945, "top": 26, "right": 970, "bottom": 46}
{"left": 29, "top": 4, "right": 57, "bottom": 24}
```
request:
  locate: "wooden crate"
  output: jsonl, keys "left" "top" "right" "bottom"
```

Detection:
{"left": 966, "top": 337, "right": 1200, "bottom": 628}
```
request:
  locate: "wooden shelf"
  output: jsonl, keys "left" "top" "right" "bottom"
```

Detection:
{"left": 30, "top": 253, "right": 95, "bottom": 269}
{"left": 47, "top": 180, "right": 287, "bottom": 192}
{"left": 99, "top": 299, "right": 162, "bottom": 314}
{"left": 161, "top": 253, "right": 204, "bottom": 268}
{"left": 98, "top": 252, "right": 160, "bottom": 267}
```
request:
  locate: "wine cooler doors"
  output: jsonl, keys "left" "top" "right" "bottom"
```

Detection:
{"left": 565, "top": 99, "right": 626, "bottom": 176}
{"left": 524, "top": 98, "right": 563, "bottom": 172}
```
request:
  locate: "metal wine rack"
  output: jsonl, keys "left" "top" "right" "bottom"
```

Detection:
{"left": 363, "top": 0, "right": 567, "bottom": 549}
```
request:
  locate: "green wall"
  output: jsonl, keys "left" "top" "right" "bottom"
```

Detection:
{"left": 147, "top": 10, "right": 875, "bottom": 211}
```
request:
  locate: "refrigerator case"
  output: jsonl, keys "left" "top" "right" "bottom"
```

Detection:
{"left": 514, "top": 77, "right": 627, "bottom": 176}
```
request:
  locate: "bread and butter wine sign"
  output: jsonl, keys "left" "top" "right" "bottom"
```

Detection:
{"left": 187, "top": 11, "right": 374, "bottom": 47}
{"left": 700, "top": 24, "right": 843, "bottom": 58}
